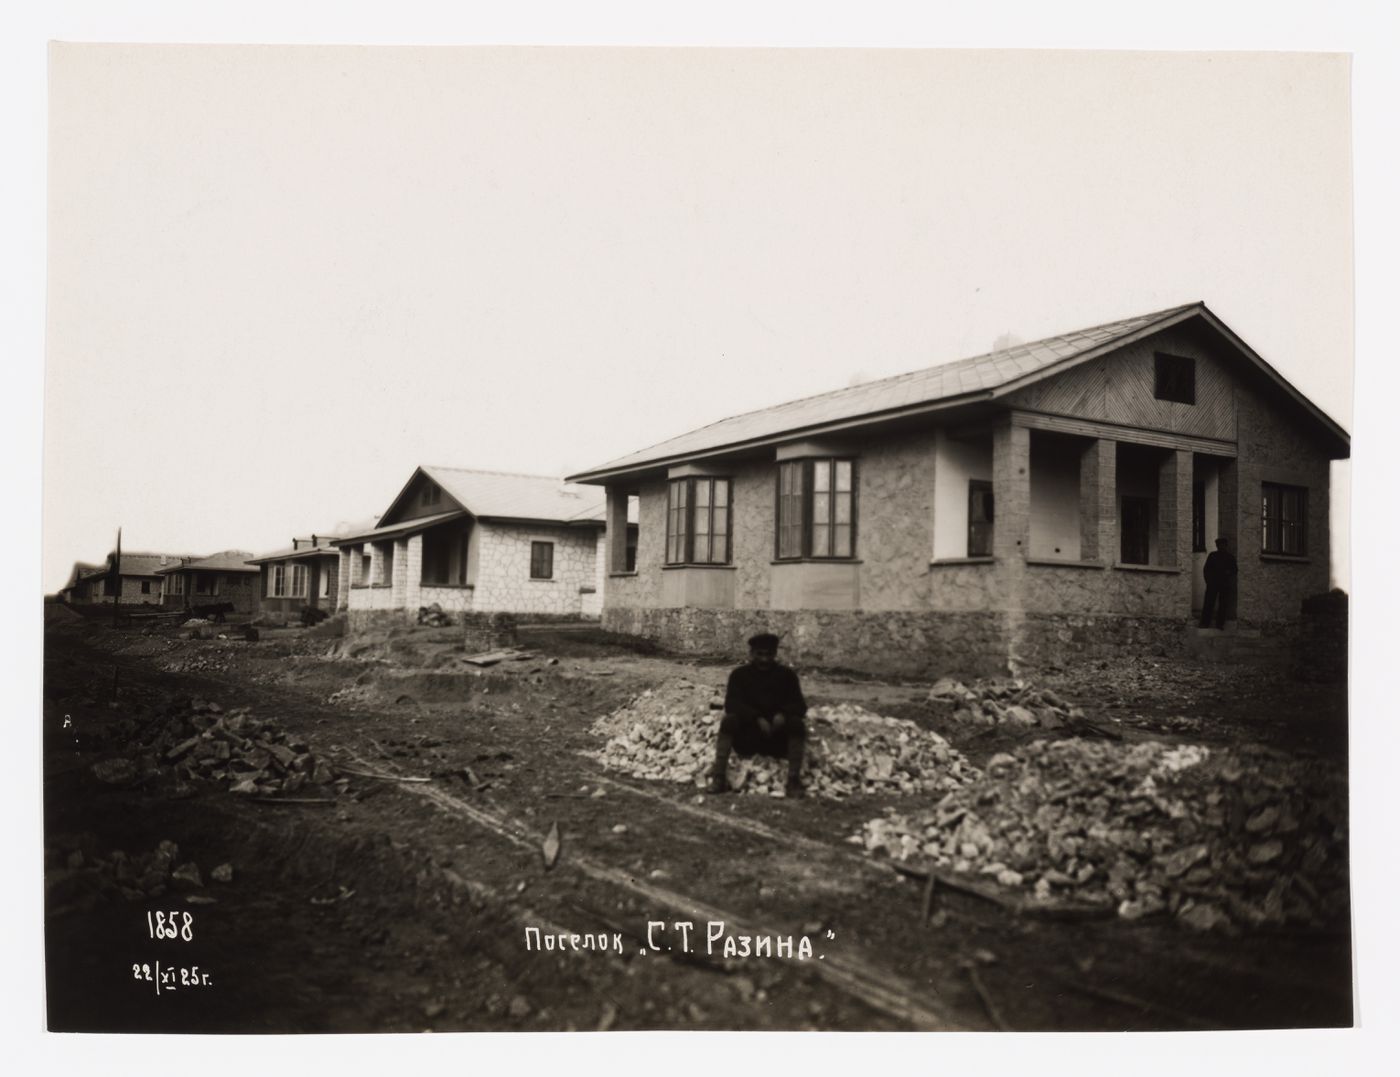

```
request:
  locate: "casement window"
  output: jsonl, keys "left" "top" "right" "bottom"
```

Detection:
{"left": 291, "top": 564, "right": 309, "bottom": 598}
{"left": 776, "top": 459, "right": 855, "bottom": 560}
{"left": 319, "top": 565, "right": 332, "bottom": 598}
{"left": 1192, "top": 482, "right": 1206, "bottom": 553}
{"left": 168, "top": 574, "right": 185, "bottom": 596}
{"left": 1154, "top": 353, "right": 1196, "bottom": 405}
{"left": 530, "top": 541, "right": 555, "bottom": 580}
{"left": 381, "top": 544, "right": 395, "bottom": 585}
{"left": 1261, "top": 483, "right": 1307, "bottom": 555}
{"left": 360, "top": 554, "right": 372, "bottom": 584}
{"left": 968, "top": 480, "right": 994, "bottom": 558}
{"left": 140, "top": 581, "right": 151, "bottom": 594}
{"left": 423, "top": 484, "right": 441, "bottom": 507}
{"left": 625, "top": 531, "right": 638, "bottom": 573}
{"left": 270, "top": 564, "right": 286, "bottom": 598}
{"left": 666, "top": 477, "right": 732, "bottom": 565}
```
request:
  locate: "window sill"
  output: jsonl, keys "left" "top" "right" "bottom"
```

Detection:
{"left": 529, "top": 577, "right": 556, "bottom": 583}
{"left": 663, "top": 563, "right": 737, "bottom": 571}
{"left": 608, "top": 571, "right": 639, "bottom": 578}
{"left": 371, "top": 583, "right": 392, "bottom": 589}
{"left": 579, "top": 586, "right": 597, "bottom": 594}
{"left": 1027, "top": 558, "right": 1105, "bottom": 570}
{"left": 929, "top": 557, "right": 994, "bottom": 567}
{"left": 420, "top": 582, "right": 473, "bottom": 589}
{"left": 771, "top": 558, "right": 862, "bottom": 566}
{"left": 1260, "top": 553, "right": 1311, "bottom": 563}
{"left": 1112, "top": 562, "right": 1181, "bottom": 574}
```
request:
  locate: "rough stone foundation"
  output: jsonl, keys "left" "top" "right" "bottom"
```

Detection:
{"left": 601, "top": 607, "right": 1011, "bottom": 678}
{"left": 462, "top": 612, "right": 519, "bottom": 652}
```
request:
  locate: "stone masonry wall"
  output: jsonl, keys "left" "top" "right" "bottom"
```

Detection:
{"left": 1234, "top": 384, "right": 1333, "bottom": 624}
{"left": 470, "top": 522, "right": 599, "bottom": 615}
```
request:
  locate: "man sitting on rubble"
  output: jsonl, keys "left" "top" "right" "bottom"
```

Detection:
{"left": 708, "top": 632, "right": 808, "bottom": 798}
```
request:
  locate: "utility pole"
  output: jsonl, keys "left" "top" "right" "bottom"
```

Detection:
{"left": 111, "top": 526, "right": 122, "bottom": 629}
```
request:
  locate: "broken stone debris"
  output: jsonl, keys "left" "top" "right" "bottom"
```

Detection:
{"left": 111, "top": 698, "right": 344, "bottom": 800}
{"left": 855, "top": 737, "right": 1347, "bottom": 933}
{"left": 928, "top": 677, "right": 1081, "bottom": 729}
{"left": 46, "top": 837, "right": 231, "bottom": 908}
{"left": 587, "top": 679, "right": 978, "bottom": 799}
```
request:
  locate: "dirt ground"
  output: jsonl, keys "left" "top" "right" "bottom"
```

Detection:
{"left": 42, "top": 613, "right": 1352, "bottom": 1032}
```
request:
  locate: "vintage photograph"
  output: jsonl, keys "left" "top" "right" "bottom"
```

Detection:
{"left": 39, "top": 42, "right": 1356, "bottom": 1036}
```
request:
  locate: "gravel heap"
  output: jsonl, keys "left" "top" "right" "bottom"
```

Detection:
{"left": 588, "top": 680, "right": 980, "bottom": 798}
{"left": 91, "top": 699, "right": 346, "bottom": 799}
{"left": 927, "top": 676, "right": 1085, "bottom": 728}
{"left": 854, "top": 737, "right": 1348, "bottom": 932}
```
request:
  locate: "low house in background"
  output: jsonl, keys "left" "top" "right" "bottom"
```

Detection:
{"left": 65, "top": 551, "right": 195, "bottom": 605}
{"left": 155, "top": 551, "right": 261, "bottom": 614}
{"left": 331, "top": 466, "right": 635, "bottom": 630}
{"left": 246, "top": 525, "right": 375, "bottom": 622}
{"left": 57, "top": 561, "right": 103, "bottom": 604}
{"left": 567, "top": 302, "right": 1350, "bottom": 676}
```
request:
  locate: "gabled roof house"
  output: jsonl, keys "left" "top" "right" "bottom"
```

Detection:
{"left": 567, "top": 302, "right": 1349, "bottom": 675}
{"left": 330, "top": 466, "right": 634, "bottom": 629}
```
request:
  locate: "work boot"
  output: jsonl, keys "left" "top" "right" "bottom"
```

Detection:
{"left": 784, "top": 776, "right": 805, "bottom": 799}
{"left": 706, "top": 772, "right": 731, "bottom": 795}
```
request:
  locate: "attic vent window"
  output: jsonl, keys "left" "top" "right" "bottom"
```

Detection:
{"left": 1154, "top": 353, "right": 1195, "bottom": 405}
{"left": 423, "top": 485, "right": 442, "bottom": 507}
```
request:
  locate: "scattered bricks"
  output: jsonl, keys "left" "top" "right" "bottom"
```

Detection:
{"left": 211, "top": 864, "right": 234, "bottom": 883}
{"left": 229, "top": 779, "right": 258, "bottom": 795}
{"left": 171, "top": 862, "right": 204, "bottom": 889}
{"left": 91, "top": 758, "right": 138, "bottom": 785}
{"left": 267, "top": 744, "right": 297, "bottom": 770}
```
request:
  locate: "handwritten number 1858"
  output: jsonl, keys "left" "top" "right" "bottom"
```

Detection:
{"left": 146, "top": 910, "right": 194, "bottom": 941}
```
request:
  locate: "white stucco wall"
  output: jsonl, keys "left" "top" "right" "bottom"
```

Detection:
{"left": 932, "top": 429, "right": 993, "bottom": 560}
{"left": 1029, "top": 438, "right": 1082, "bottom": 560}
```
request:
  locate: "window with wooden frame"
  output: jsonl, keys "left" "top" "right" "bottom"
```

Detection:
{"left": 967, "top": 480, "right": 994, "bottom": 557}
{"left": 1261, "top": 482, "right": 1307, "bottom": 556}
{"left": 1192, "top": 482, "right": 1206, "bottom": 553}
{"left": 666, "top": 477, "right": 732, "bottom": 565}
{"left": 168, "top": 574, "right": 184, "bottom": 596}
{"left": 1154, "top": 353, "right": 1196, "bottom": 405}
{"left": 774, "top": 459, "right": 855, "bottom": 560}
{"left": 319, "top": 564, "right": 332, "bottom": 598}
{"left": 423, "top": 483, "right": 442, "bottom": 507}
{"left": 530, "top": 541, "right": 554, "bottom": 579}
{"left": 291, "top": 563, "right": 309, "bottom": 598}
{"left": 270, "top": 564, "right": 286, "bottom": 598}
{"left": 360, "top": 554, "right": 372, "bottom": 584}
{"left": 194, "top": 573, "right": 218, "bottom": 596}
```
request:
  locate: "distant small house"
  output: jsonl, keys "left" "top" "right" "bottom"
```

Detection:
{"left": 156, "top": 551, "right": 261, "bottom": 614}
{"left": 331, "top": 466, "right": 635, "bottom": 629}
{"left": 66, "top": 552, "right": 194, "bottom": 605}
{"left": 246, "top": 524, "right": 374, "bottom": 621}
{"left": 57, "top": 561, "right": 103, "bottom": 604}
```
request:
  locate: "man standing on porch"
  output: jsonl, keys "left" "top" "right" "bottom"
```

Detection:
{"left": 708, "top": 633, "right": 809, "bottom": 798}
{"left": 1199, "top": 537, "right": 1239, "bottom": 630}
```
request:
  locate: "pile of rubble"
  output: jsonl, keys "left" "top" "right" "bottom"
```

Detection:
{"left": 588, "top": 680, "right": 980, "bottom": 798}
{"left": 927, "top": 677, "right": 1085, "bottom": 728}
{"left": 91, "top": 699, "right": 348, "bottom": 799}
{"left": 418, "top": 603, "right": 455, "bottom": 627}
{"left": 46, "top": 836, "right": 234, "bottom": 914}
{"left": 854, "top": 737, "right": 1348, "bottom": 932}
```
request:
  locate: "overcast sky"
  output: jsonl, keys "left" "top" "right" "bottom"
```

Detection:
{"left": 44, "top": 46, "right": 1353, "bottom": 590}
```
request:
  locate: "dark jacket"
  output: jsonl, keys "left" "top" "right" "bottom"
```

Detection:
{"left": 1203, "top": 549, "right": 1238, "bottom": 586}
{"left": 724, "top": 663, "right": 808, "bottom": 723}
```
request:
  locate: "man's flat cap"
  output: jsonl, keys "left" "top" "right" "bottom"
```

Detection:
{"left": 747, "top": 632, "right": 781, "bottom": 651}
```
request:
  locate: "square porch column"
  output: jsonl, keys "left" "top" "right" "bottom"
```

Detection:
{"left": 404, "top": 533, "right": 423, "bottom": 613}
{"left": 991, "top": 421, "right": 1031, "bottom": 562}
{"left": 392, "top": 537, "right": 410, "bottom": 608}
{"left": 606, "top": 487, "right": 630, "bottom": 575}
{"left": 336, "top": 549, "right": 352, "bottom": 611}
{"left": 1157, "top": 449, "right": 1194, "bottom": 569}
{"left": 368, "top": 543, "right": 385, "bottom": 589}
{"left": 1079, "top": 438, "right": 1116, "bottom": 563}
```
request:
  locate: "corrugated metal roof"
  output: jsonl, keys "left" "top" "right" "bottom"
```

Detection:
{"left": 420, "top": 466, "right": 608, "bottom": 523}
{"left": 156, "top": 551, "right": 260, "bottom": 574}
{"left": 569, "top": 303, "right": 1203, "bottom": 479}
